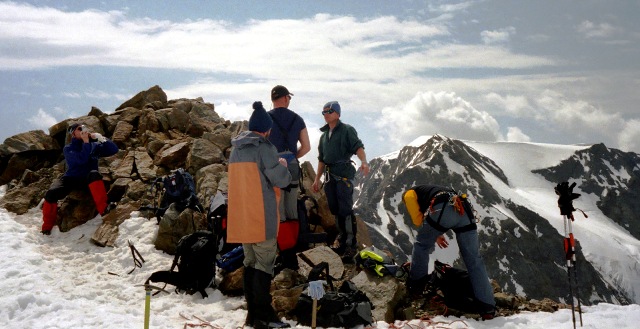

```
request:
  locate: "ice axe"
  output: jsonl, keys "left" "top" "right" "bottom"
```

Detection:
{"left": 137, "top": 281, "right": 170, "bottom": 329}
{"left": 307, "top": 280, "right": 325, "bottom": 329}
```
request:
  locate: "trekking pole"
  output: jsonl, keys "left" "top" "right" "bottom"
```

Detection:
{"left": 555, "top": 182, "right": 584, "bottom": 329}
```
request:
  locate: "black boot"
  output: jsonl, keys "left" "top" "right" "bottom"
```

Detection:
{"left": 406, "top": 274, "right": 430, "bottom": 298}
{"left": 252, "top": 269, "right": 290, "bottom": 329}
{"left": 243, "top": 267, "right": 256, "bottom": 327}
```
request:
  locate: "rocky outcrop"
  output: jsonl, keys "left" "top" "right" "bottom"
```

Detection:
{"left": 0, "top": 85, "right": 338, "bottom": 246}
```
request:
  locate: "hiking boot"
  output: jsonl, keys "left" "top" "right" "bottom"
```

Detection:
{"left": 480, "top": 311, "right": 495, "bottom": 320}
{"left": 41, "top": 230, "right": 51, "bottom": 235}
{"left": 102, "top": 202, "right": 117, "bottom": 216}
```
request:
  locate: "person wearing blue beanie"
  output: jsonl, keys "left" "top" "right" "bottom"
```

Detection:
{"left": 249, "top": 101, "right": 273, "bottom": 133}
{"left": 229, "top": 100, "right": 292, "bottom": 329}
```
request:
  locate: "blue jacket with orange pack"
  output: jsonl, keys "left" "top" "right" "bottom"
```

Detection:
{"left": 227, "top": 131, "right": 292, "bottom": 243}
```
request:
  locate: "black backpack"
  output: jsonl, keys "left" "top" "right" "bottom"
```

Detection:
{"left": 150, "top": 168, "right": 203, "bottom": 223}
{"left": 427, "top": 260, "right": 481, "bottom": 313}
{"left": 206, "top": 191, "right": 240, "bottom": 257}
{"left": 294, "top": 262, "right": 373, "bottom": 328}
{"left": 147, "top": 230, "right": 217, "bottom": 298}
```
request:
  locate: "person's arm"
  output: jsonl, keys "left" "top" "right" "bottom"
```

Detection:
{"left": 312, "top": 161, "right": 325, "bottom": 192}
{"left": 261, "top": 145, "right": 292, "bottom": 189}
{"left": 296, "top": 127, "right": 311, "bottom": 158}
{"left": 355, "top": 147, "right": 369, "bottom": 176}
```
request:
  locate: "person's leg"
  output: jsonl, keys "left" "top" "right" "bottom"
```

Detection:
{"left": 408, "top": 222, "right": 443, "bottom": 292}
{"left": 456, "top": 229, "right": 496, "bottom": 314}
{"left": 335, "top": 179, "right": 356, "bottom": 253}
{"left": 243, "top": 266, "right": 256, "bottom": 326}
{"left": 251, "top": 239, "right": 290, "bottom": 328}
{"left": 41, "top": 177, "right": 72, "bottom": 233}
{"left": 87, "top": 170, "right": 109, "bottom": 215}
{"left": 323, "top": 180, "right": 345, "bottom": 252}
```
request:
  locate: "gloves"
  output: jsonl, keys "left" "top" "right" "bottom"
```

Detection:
{"left": 90, "top": 133, "right": 107, "bottom": 143}
{"left": 252, "top": 101, "right": 264, "bottom": 110}
{"left": 307, "top": 280, "right": 326, "bottom": 300}
{"left": 555, "top": 181, "right": 580, "bottom": 216}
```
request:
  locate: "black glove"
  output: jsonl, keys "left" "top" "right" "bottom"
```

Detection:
{"left": 252, "top": 101, "right": 264, "bottom": 110}
{"left": 555, "top": 181, "right": 580, "bottom": 216}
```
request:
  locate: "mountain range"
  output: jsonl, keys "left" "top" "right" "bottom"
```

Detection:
{"left": 354, "top": 134, "right": 640, "bottom": 306}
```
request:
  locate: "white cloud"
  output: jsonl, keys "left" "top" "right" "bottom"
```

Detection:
{"left": 27, "top": 109, "right": 58, "bottom": 130}
{"left": 618, "top": 119, "right": 640, "bottom": 154}
{"left": 506, "top": 127, "right": 531, "bottom": 143}
{"left": 576, "top": 20, "right": 617, "bottom": 39}
{"left": 375, "top": 91, "right": 503, "bottom": 149}
{"left": 63, "top": 92, "right": 81, "bottom": 98}
{"left": 485, "top": 92, "right": 534, "bottom": 117}
{"left": 0, "top": 2, "right": 554, "bottom": 79}
{"left": 481, "top": 27, "right": 516, "bottom": 44}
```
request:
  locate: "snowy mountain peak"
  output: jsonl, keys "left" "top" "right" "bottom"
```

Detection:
{"left": 355, "top": 136, "right": 640, "bottom": 305}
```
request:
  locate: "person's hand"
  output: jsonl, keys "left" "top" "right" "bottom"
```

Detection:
{"left": 436, "top": 235, "right": 449, "bottom": 249}
{"left": 360, "top": 162, "right": 370, "bottom": 176}
{"left": 80, "top": 130, "right": 90, "bottom": 143}
{"left": 278, "top": 158, "right": 287, "bottom": 167}
{"left": 311, "top": 179, "right": 320, "bottom": 193}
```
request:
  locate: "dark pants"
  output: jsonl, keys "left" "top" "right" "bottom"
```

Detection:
{"left": 44, "top": 170, "right": 103, "bottom": 203}
{"left": 324, "top": 177, "right": 357, "bottom": 249}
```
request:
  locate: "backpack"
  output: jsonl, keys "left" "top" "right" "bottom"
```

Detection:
{"left": 147, "top": 230, "right": 217, "bottom": 298}
{"left": 354, "top": 245, "right": 407, "bottom": 279}
{"left": 294, "top": 262, "right": 374, "bottom": 328}
{"left": 152, "top": 168, "right": 203, "bottom": 223}
{"left": 206, "top": 191, "right": 240, "bottom": 257}
{"left": 427, "top": 260, "right": 481, "bottom": 313}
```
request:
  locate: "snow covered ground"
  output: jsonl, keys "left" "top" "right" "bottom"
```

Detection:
{"left": 1, "top": 185, "right": 639, "bottom": 329}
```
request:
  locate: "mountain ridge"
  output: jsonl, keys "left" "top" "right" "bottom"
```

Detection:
{"left": 354, "top": 134, "right": 639, "bottom": 305}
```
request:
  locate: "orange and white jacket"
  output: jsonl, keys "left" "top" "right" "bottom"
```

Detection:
{"left": 227, "top": 131, "right": 292, "bottom": 243}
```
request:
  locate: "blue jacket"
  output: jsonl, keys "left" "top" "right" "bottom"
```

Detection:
{"left": 63, "top": 138, "right": 119, "bottom": 178}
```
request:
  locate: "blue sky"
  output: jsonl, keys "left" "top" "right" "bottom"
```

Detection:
{"left": 2, "top": 0, "right": 639, "bottom": 163}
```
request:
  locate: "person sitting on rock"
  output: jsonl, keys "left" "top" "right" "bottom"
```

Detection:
{"left": 40, "top": 122, "right": 119, "bottom": 235}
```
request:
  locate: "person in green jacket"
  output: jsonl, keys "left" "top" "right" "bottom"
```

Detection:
{"left": 311, "top": 101, "right": 369, "bottom": 261}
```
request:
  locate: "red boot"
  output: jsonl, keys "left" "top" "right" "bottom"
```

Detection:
{"left": 41, "top": 201, "right": 58, "bottom": 234}
{"left": 88, "top": 180, "right": 108, "bottom": 215}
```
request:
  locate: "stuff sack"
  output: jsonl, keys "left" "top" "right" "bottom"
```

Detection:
{"left": 216, "top": 245, "right": 245, "bottom": 273}
{"left": 147, "top": 230, "right": 217, "bottom": 298}
{"left": 428, "top": 260, "right": 481, "bottom": 313}
{"left": 294, "top": 262, "right": 373, "bottom": 328}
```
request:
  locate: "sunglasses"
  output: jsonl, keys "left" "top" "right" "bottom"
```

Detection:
{"left": 322, "top": 109, "right": 335, "bottom": 115}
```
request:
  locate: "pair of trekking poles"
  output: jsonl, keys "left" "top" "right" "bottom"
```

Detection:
{"left": 555, "top": 181, "right": 586, "bottom": 329}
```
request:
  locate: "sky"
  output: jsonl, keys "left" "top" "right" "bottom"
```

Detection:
{"left": 2, "top": 138, "right": 640, "bottom": 328}
{"left": 2, "top": 0, "right": 640, "bottom": 165}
